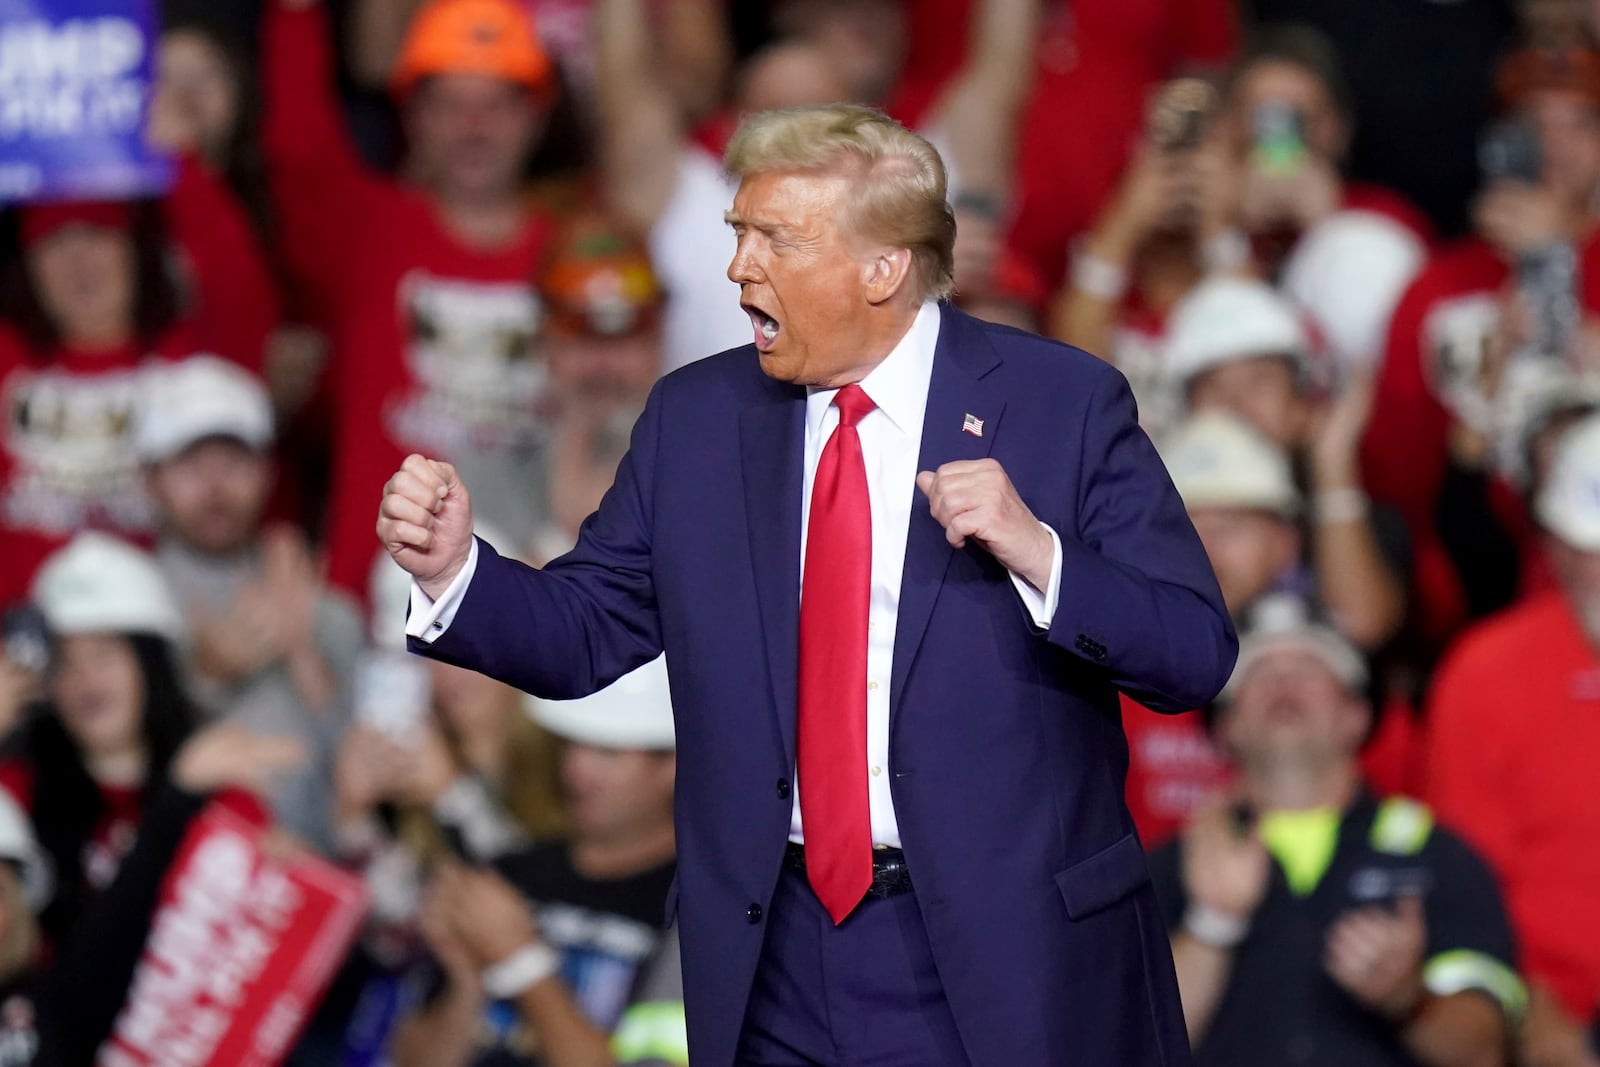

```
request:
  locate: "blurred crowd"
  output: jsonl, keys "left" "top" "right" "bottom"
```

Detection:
{"left": 1, "top": 0, "right": 1599, "bottom": 1064}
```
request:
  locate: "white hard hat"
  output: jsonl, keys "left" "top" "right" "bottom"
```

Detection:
{"left": 1280, "top": 210, "right": 1425, "bottom": 371}
{"left": 31, "top": 532, "right": 185, "bottom": 644}
{"left": 1162, "top": 412, "right": 1301, "bottom": 518}
{"left": 526, "top": 655, "right": 675, "bottom": 750}
{"left": 0, "top": 790, "right": 51, "bottom": 910}
{"left": 1165, "top": 277, "right": 1310, "bottom": 386}
{"left": 1220, "top": 594, "right": 1367, "bottom": 702}
{"left": 136, "top": 356, "right": 275, "bottom": 464}
{"left": 1537, "top": 411, "right": 1600, "bottom": 551}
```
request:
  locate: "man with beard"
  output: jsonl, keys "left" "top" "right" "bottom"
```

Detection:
{"left": 140, "top": 357, "right": 363, "bottom": 854}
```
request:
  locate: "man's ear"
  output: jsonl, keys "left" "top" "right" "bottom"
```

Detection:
{"left": 862, "top": 247, "right": 914, "bottom": 306}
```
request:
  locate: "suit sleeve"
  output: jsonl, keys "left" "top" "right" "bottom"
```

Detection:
{"left": 409, "top": 382, "right": 666, "bottom": 698}
{"left": 1045, "top": 366, "right": 1238, "bottom": 711}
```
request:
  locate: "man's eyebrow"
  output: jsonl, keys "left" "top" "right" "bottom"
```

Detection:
{"left": 723, "top": 213, "right": 796, "bottom": 239}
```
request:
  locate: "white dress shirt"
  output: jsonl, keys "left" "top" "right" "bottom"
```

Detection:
{"left": 408, "top": 301, "right": 1063, "bottom": 848}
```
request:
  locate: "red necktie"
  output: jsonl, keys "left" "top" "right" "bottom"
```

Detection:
{"left": 798, "top": 383, "right": 875, "bottom": 924}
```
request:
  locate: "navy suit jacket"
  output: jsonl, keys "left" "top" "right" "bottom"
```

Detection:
{"left": 414, "top": 307, "right": 1237, "bottom": 1066}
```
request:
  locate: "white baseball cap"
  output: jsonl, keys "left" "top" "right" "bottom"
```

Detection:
{"left": 0, "top": 790, "right": 51, "bottom": 910}
{"left": 1165, "top": 277, "right": 1311, "bottom": 386}
{"left": 1219, "top": 594, "right": 1367, "bottom": 702}
{"left": 1280, "top": 210, "right": 1425, "bottom": 371}
{"left": 136, "top": 356, "right": 275, "bottom": 464}
{"left": 31, "top": 532, "right": 186, "bottom": 644}
{"left": 1537, "top": 411, "right": 1600, "bottom": 551}
{"left": 1162, "top": 412, "right": 1301, "bottom": 518}
{"left": 526, "top": 655, "right": 675, "bottom": 750}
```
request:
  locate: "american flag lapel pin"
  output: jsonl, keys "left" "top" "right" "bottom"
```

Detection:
{"left": 962, "top": 413, "right": 984, "bottom": 437}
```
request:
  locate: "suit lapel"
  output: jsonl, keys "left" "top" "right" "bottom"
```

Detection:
{"left": 890, "top": 308, "right": 1006, "bottom": 719}
{"left": 740, "top": 381, "right": 807, "bottom": 769}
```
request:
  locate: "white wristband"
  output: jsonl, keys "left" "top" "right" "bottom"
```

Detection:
{"left": 1201, "top": 228, "right": 1250, "bottom": 274}
{"left": 1184, "top": 903, "right": 1251, "bottom": 948}
{"left": 1072, "top": 251, "right": 1130, "bottom": 302}
{"left": 482, "top": 941, "right": 561, "bottom": 999}
{"left": 1314, "top": 487, "right": 1370, "bottom": 526}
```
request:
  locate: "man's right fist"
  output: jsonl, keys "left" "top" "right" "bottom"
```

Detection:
{"left": 377, "top": 454, "right": 475, "bottom": 598}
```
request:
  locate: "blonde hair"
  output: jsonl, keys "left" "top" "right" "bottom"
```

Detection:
{"left": 724, "top": 104, "right": 957, "bottom": 303}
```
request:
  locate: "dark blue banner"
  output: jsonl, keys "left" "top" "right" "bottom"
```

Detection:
{"left": 0, "top": 0, "right": 172, "bottom": 203}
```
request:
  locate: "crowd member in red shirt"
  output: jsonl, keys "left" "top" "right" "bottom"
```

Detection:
{"left": 264, "top": 0, "right": 562, "bottom": 596}
{"left": 985, "top": 0, "right": 1237, "bottom": 310}
{"left": 0, "top": 163, "right": 280, "bottom": 605}
{"left": 1363, "top": 46, "right": 1600, "bottom": 644}
{"left": 0, "top": 535, "right": 197, "bottom": 953}
{"left": 1425, "top": 412, "right": 1600, "bottom": 1067}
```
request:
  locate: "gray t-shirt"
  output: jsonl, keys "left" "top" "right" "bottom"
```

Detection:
{"left": 156, "top": 539, "right": 365, "bottom": 854}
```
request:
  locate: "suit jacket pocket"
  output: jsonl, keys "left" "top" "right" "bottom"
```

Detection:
{"left": 1054, "top": 832, "right": 1151, "bottom": 920}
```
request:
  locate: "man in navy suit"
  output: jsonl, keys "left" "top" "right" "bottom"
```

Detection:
{"left": 378, "top": 104, "right": 1237, "bottom": 1067}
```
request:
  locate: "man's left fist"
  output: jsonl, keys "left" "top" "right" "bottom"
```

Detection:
{"left": 916, "top": 459, "right": 1054, "bottom": 591}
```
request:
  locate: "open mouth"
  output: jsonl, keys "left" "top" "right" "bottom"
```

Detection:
{"left": 744, "top": 304, "right": 781, "bottom": 352}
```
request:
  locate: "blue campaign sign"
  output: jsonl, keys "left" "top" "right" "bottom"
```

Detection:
{"left": 0, "top": 0, "right": 173, "bottom": 203}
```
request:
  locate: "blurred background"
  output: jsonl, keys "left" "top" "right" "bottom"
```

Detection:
{"left": 0, "top": 0, "right": 1598, "bottom": 1064}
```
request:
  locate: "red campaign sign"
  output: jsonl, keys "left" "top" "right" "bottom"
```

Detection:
{"left": 97, "top": 801, "right": 368, "bottom": 1067}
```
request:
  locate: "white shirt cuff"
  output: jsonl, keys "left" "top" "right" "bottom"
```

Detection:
{"left": 405, "top": 539, "right": 480, "bottom": 644}
{"left": 1009, "top": 523, "right": 1062, "bottom": 630}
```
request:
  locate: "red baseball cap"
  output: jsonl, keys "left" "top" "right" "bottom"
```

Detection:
{"left": 19, "top": 200, "right": 132, "bottom": 250}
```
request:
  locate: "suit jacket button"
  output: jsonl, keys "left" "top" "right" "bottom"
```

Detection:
{"left": 746, "top": 903, "right": 763, "bottom": 924}
{"left": 1075, "top": 634, "right": 1092, "bottom": 652}
{"left": 776, "top": 778, "right": 791, "bottom": 800}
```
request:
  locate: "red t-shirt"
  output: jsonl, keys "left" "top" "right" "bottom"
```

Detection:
{"left": 0, "top": 332, "right": 180, "bottom": 604}
{"left": 265, "top": 4, "right": 555, "bottom": 596}
{"left": 1424, "top": 592, "right": 1600, "bottom": 1020}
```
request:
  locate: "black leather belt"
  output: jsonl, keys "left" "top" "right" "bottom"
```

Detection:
{"left": 784, "top": 842, "right": 913, "bottom": 898}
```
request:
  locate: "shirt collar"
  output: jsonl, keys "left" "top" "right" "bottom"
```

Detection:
{"left": 805, "top": 302, "right": 941, "bottom": 442}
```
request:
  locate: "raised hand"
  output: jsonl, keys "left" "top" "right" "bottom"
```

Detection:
{"left": 377, "top": 454, "right": 476, "bottom": 598}
{"left": 1324, "top": 894, "right": 1427, "bottom": 1021}
{"left": 1181, "top": 797, "right": 1271, "bottom": 923}
{"left": 173, "top": 721, "right": 307, "bottom": 796}
{"left": 435, "top": 862, "right": 541, "bottom": 967}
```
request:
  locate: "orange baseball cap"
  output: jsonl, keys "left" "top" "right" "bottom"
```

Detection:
{"left": 392, "top": 0, "right": 554, "bottom": 96}
{"left": 539, "top": 214, "right": 663, "bottom": 338}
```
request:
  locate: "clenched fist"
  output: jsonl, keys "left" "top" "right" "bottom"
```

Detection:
{"left": 916, "top": 459, "right": 1054, "bottom": 592}
{"left": 376, "top": 454, "right": 475, "bottom": 598}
